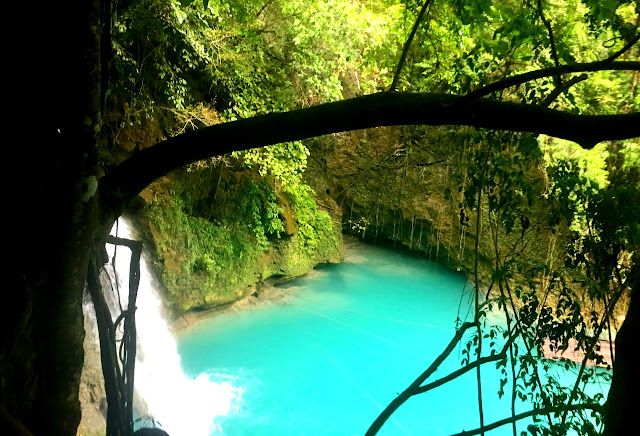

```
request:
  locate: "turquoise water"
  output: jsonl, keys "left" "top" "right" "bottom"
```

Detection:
{"left": 177, "top": 243, "right": 609, "bottom": 435}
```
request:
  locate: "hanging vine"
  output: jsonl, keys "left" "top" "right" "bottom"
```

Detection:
{"left": 87, "top": 234, "right": 143, "bottom": 436}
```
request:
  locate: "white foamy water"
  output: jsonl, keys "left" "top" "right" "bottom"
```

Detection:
{"left": 100, "top": 217, "right": 239, "bottom": 435}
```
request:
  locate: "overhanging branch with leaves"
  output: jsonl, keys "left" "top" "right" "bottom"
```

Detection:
{"left": 101, "top": 88, "right": 640, "bottom": 212}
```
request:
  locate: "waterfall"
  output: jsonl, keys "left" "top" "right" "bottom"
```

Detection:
{"left": 93, "top": 217, "right": 238, "bottom": 435}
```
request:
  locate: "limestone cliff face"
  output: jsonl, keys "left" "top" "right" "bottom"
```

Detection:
{"left": 96, "top": 99, "right": 344, "bottom": 317}
{"left": 302, "top": 126, "right": 559, "bottom": 286}
{"left": 303, "top": 127, "right": 474, "bottom": 272}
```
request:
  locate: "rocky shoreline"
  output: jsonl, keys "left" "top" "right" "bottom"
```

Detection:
{"left": 170, "top": 236, "right": 364, "bottom": 333}
{"left": 170, "top": 279, "right": 302, "bottom": 333}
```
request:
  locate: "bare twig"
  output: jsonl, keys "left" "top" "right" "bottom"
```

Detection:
{"left": 499, "top": 274, "right": 557, "bottom": 427}
{"left": 489, "top": 213, "right": 536, "bottom": 434}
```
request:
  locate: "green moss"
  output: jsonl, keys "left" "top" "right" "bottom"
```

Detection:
{"left": 145, "top": 177, "right": 342, "bottom": 314}
{"left": 147, "top": 194, "right": 263, "bottom": 311}
{"left": 285, "top": 183, "right": 339, "bottom": 256}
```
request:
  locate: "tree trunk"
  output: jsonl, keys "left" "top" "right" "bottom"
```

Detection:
{"left": 3, "top": 1, "right": 105, "bottom": 434}
{"left": 604, "top": 287, "right": 637, "bottom": 436}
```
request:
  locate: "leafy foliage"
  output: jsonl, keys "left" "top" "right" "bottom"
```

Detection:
{"left": 285, "top": 183, "right": 338, "bottom": 254}
{"left": 146, "top": 193, "right": 262, "bottom": 310}
{"left": 236, "top": 182, "right": 286, "bottom": 249}
{"left": 145, "top": 176, "right": 340, "bottom": 311}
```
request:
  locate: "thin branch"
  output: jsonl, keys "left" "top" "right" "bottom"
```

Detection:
{"left": 365, "top": 320, "right": 477, "bottom": 436}
{"left": 413, "top": 329, "right": 518, "bottom": 395}
{"left": 458, "top": 60, "right": 640, "bottom": 104}
{"left": 450, "top": 403, "right": 604, "bottom": 436}
{"left": 413, "top": 352, "right": 501, "bottom": 395}
{"left": 603, "top": 294, "right": 616, "bottom": 365}
{"left": 536, "top": 0, "right": 561, "bottom": 86}
{"left": 489, "top": 214, "right": 532, "bottom": 434}
{"left": 540, "top": 73, "right": 588, "bottom": 107}
{"left": 256, "top": 0, "right": 275, "bottom": 18}
{"left": 500, "top": 276, "right": 557, "bottom": 425}
{"left": 604, "top": 32, "right": 640, "bottom": 62}
{"left": 489, "top": 206, "right": 556, "bottom": 428}
{"left": 366, "top": 323, "right": 517, "bottom": 436}
{"left": 561, "top": 283, "right": 626, "bottom": 425}
{"left": 389, "top": 0, "right": 434, "bottom": 91}
{"left": 473, "top": 148, "right": 490, "bottom": 434}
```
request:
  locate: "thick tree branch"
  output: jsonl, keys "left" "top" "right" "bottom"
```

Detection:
{"left": 604, "top": 287, "right": 637, "bottom": 436}
{"left": 100, "top": 92, "right": 640, "bottom": 212}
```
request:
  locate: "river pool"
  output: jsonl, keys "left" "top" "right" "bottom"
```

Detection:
{"left": 176, "top": 242, "right": 609, "bottom": 435}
